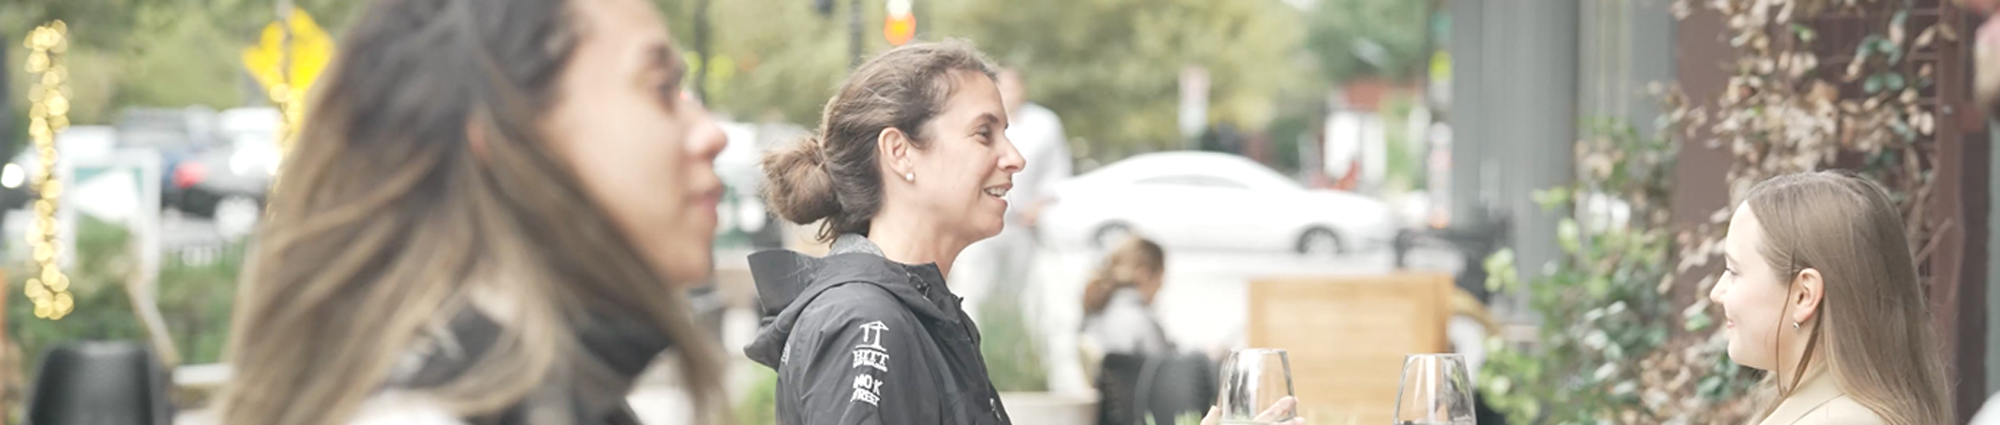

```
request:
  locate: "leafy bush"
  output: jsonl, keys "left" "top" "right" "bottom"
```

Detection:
{"left": 1477, "top": 118, "right": 1756, "bottom": 424}
{"left": 978, "top": 291, "right": 1047, "bottom": 392}
{"left": 735, "top": 366, "right": 779, "bottom": 425}
{"left": 5, "top": 216, "right": 247, "bottom": 422}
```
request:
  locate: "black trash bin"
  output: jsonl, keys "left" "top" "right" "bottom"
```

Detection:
{"left": 25, "top": 340, "right": 173, "bottom": 425}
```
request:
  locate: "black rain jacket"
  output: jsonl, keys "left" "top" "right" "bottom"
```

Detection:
{"left": 744, "top": 234, "right": 1011, "bottom": 425}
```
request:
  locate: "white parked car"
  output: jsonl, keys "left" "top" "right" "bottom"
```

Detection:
{"left": 1038, "top": 151, "right": 1399, "bottom": 255}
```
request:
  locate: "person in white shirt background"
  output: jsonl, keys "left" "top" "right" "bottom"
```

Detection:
{"left": 952, "top": 67, "right": 1072, "bottom": 321}
{"left": 997, "top": 67, "right": 1074, "bottom": 233}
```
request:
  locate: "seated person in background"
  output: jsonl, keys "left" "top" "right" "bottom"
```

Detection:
{"left": 1080, "top": 237, "right": 1171, "bottom": 358}
{"left": 1080, "top": 237, "right": 1219, "bottom": 425}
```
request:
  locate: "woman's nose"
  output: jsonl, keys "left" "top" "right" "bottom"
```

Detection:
{"left": 998, "top": 138, "right": 1026, "bottom": 174}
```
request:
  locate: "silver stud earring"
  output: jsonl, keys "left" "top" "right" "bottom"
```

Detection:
{"left": 1792, "top": 322, "right": 1800, "bottom": 330}
{"left": 904, "top": 172, "right": 915, "bottom": 182}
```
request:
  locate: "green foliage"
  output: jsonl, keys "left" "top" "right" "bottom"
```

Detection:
{"left": 4, "top": 0, "right": 1324, "bottom": 165}
{"left": 0, "top": 0, "right": 368, "bottom": 162}
{"left": 1260, "top": 95, "right": 1322, "bottom": 175}
{"left": 2, "top": 0, "right": 367, "bottom": 114}
{"left": 1303, "top": 0, "right": 1430, "bottom": 83}
{"left": 6, "top": 217, "right": 247, "bottom": 421}
{"left": 735, "top": 365, "right": 780, "bottom": 425}
{"left": 656, "top": 0, "right": 849, "bottom": 126}
{"left": 156, "top": 243, "right": 244, "bottom": 365}
{"left": 938, "top": 0, "right": 1307, "bottom": 158}
{"left": 6, "top": 216, "right": 147, "bottom": 384}
{"left": 976, "top": 291, "right": 1046, "bottom": 392}
{"left": 1477, "top": 119, "right": 1752, "bottom": 424}
{"left": 1143, "top": 412, "right": 1205, "bottom": 425}
{"left": 1379, "top": 96, "right": 1427, "bottom": 192}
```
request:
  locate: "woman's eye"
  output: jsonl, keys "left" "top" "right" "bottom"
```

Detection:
{"left": 655, "top": 80, "right": 687, "bottom": 108}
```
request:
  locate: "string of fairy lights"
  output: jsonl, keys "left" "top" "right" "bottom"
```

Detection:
{"left": 22, "top": 21, "right": 73, "bottom": 320}
{"left": 9, "top": 14, "right": 307, "bottom": 320}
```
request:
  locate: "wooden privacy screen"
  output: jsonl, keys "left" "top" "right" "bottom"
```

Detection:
{"left": 1247, "top": 273, "right": 1453, "bottom": 425}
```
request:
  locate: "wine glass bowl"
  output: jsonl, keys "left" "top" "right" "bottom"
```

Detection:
{"left": 1392, "top": 353, "right": 1475, "bottom": 425}
{"left": 1216, "top": 348, "right": 1298, "bottom": 424}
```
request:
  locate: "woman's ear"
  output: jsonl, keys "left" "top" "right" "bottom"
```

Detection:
{"left": 877, "top": 127, "right": 915, "bottom": 180}
{"left": 1790, "top": 267, "right": 1825, "bottom": 325}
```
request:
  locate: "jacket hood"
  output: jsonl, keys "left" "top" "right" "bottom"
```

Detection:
{"left": 742, "top": 234, "right": 954, "bottom": 368}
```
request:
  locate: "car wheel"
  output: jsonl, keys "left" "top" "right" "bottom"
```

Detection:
{"left": 214, "top": 195, "right": 262, "bottom": 240}
{"left": 1298, "top": 228, "right": 1344, "bottom": 257}
{"left": 1094, "top": 223, "right": 1134, "bottom": 249}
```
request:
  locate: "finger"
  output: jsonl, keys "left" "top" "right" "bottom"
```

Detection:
{"left": 1201, "top": 406, "right": 1220, "bottom": 425}
{"left": 1252, "top": 396, "right": 1298, "bottom": 422}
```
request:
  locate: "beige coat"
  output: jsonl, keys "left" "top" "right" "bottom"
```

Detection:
{"left": 1755, "top": 371, "right": 1886, "bottom": 425}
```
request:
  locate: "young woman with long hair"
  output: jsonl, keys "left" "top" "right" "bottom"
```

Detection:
{"left": 214, "top": 0, "right": 728, "bottom": 422}
{"left": 1711, "top": 171, "right": 1952, "bottom": 425}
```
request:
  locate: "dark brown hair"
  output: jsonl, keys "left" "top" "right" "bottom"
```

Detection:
{"left": 1083, "top": 237, "right": 1165, "bottom": 315}
{"left": 216, "top": 0, "right": 723, "bottom": 423}
{"left": 1743, "top": 171, "right": 1951, "bottom": 425}
{"left": 763, "top": 40, "right": 997, "bottom": 241}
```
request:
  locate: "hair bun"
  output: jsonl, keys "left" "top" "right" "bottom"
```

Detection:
{"left": 762, "top": 136, "right": 842, "bottom": 225}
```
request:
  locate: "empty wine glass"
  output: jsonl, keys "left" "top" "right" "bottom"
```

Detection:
{"left": 1215, "top": 348, "right": 1298, "bottom": 425}
{"left": 1393, "top": 353, "right": 1475, "bottom": 425}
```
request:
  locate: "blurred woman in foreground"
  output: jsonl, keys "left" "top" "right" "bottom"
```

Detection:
{"left": 1710, "top": 171, "right": 1951, "bottom": 425}
{"left": 214, "top": 0, "right": 728, "bottom": 423}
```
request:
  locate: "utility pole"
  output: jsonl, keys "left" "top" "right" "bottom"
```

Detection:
{"left": 849, "top": 0, "right": 864, "bottom": 69}
{"left": 2, "top": 22, "right": 11, "bottom": 151}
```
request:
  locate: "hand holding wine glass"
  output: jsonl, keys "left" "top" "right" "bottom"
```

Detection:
{"left": 1203, "top": 348, "right": 1305, "bottom": 425}
{"left": 1200, "top": 397, "right": 1304, "bottom": 425}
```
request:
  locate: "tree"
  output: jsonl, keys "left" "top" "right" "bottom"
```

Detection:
{"left": 1302, "top": 0, "right": 1430, "bottom": 84}
{"left": 653, "top": 0, "right": 855, "bottom": 127}
{"left": 1, "top": 0, "right": 368, "bottom": 129}
{"left": 936, "top": 0, "right": 1307, "bottom": 159}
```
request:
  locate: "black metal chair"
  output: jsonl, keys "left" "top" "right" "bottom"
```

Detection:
{"left": 25, "top": 340, "right": 172, "bottom": 425}
{"left": 1097, "top": 351, "right": 1217, "bottom": 425}
{"left": 1394, "top": 208, "right": 1511, "bottom": 304}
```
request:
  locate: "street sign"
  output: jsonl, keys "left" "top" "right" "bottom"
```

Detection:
{"left": 241, "top": 10, "right": 333, "bottom": 93}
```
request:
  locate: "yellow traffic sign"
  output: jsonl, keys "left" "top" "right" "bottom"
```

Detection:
{"left": 242, "top": 10, "right": 334, "bottom": 93}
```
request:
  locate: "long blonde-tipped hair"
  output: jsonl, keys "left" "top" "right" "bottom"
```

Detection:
{"left": 213, "top": 0, "right": 723, "bottom": 423}
{"left": 1741, "top": 171, "right": 1951, "bottom": 425}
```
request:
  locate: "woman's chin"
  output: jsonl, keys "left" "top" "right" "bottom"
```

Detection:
{"left": 976, "top": 226, "right": 1003, "bottom": 241}
{"left": 655, "top": 249, "right": 714, "bottom": 286}
{"left": 1722, "top": 340, "right": 1767, "bottom": 371}
{"left": 974, "top": 214, "right": 1006, "bottom": 237}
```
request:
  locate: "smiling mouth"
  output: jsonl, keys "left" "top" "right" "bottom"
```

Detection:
{"left": 983, "top": 185, "right": 1011, "bottom": 199}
